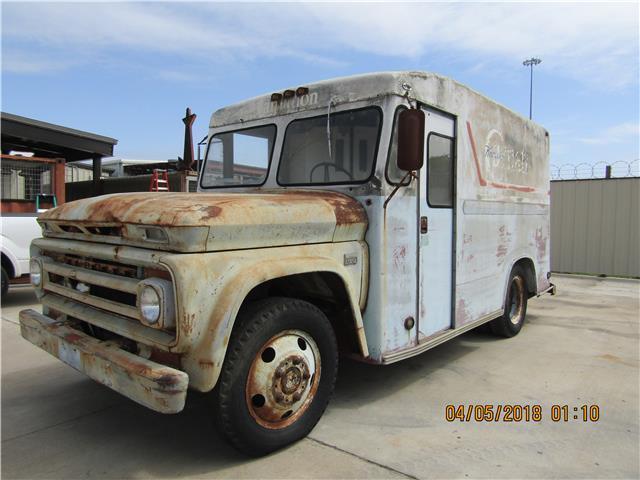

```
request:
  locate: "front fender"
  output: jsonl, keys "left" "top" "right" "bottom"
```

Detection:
{"left": 161, "top": 241, "right": 368, "bottom": 392}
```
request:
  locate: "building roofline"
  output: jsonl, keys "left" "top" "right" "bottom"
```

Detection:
{"left": 1, "top": 112, "right": 117, "bottom": 145}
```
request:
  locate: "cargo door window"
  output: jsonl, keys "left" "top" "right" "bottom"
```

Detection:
{"left": 427, "top": 133, "right": 454, "bottom": 207}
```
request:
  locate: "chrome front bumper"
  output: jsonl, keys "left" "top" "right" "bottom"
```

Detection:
{"left": 19, "top": 309, "right": 188, "bottom": 414}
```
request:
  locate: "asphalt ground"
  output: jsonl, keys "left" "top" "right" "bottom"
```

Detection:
{"left": 1, "top": 274, "right": 638, "bottom": 479}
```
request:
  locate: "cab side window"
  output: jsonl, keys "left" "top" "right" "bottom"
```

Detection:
{"left": 386, "top": 106, "right": 410, "bottom": 184}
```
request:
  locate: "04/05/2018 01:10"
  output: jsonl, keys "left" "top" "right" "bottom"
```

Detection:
{"left": 444, "top": 404, "right": 601, "bottom": 423}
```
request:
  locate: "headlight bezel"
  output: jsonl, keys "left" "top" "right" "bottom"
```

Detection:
{"left": 136, "top": 278, "right": 175, "bottom": 329}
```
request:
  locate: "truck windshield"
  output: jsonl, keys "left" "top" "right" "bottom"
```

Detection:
{"left": 278, "top": 107, "right": 381, "bottom": 185}
{"left": 201, "top": 124, "right": 276, "bottom": 188}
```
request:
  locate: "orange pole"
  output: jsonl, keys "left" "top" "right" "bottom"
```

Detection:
{"left": 54, "top": 158, "right": 66, "bottom": 204}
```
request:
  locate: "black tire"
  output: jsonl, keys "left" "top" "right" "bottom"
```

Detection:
{"left": 490, "top": 266, "right": 528, "bottom": 338}
{"left": 1, "top": 267, "right": 9, "bottom": 297}
{"left": 215, "top": 297, "right": 338, "bottom": 456}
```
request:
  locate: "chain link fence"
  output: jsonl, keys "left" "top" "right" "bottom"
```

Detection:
{"left": 1, "top": 157, "right": 54, "bottom": 200}
{"left": 551, "top": 159, "right": 639, "bottom": 180}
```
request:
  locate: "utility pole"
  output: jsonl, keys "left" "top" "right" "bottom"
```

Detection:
{"left": 522, "top": 57, "right": 542, "bottom": 120}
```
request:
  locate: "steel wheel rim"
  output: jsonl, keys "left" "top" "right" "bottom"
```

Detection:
{"left": 245, "top": 329, "right": 321, "bottom": 430}
{"left": 508, "top": 276, "right": 525, "bottom": 325}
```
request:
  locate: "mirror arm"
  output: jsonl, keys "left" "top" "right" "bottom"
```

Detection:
{"left": 383, "top": 171, "right": 417, "bottom": 209}
{"left": 402, "top": 82, "right": 417, "bottom": 109}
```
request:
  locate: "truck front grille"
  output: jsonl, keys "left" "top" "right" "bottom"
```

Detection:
{"left": 39, "top": 250, "right": 176, "bottom": 346}
{"left": 47, "top": 252, "right": 139, "bottom": 278}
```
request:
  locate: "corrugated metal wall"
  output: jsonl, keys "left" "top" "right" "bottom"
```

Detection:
{"left": 551, "top": 178, "right": 640, "bottom": 277}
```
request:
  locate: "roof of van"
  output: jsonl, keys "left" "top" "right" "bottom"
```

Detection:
{"left": 209, "top": 71, "right": 541, "bottom": 131}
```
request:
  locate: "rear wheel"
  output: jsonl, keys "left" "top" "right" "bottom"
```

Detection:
{"left": 215, "top": 297, "right": 338, "bottom": 456}
{"left": 490, "top": 266, "right": 528, "bottom": 338}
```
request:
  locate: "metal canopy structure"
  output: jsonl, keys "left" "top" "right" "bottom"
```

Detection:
{"left": 1, "top": 112, "right": 117, "bottom": 160}
{"left": 1, "top": 112, "right": 118, "bottom": 192}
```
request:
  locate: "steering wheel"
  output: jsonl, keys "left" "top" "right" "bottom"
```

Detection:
{"left": 309, "top": 162, "right": 354, "bottom": 182}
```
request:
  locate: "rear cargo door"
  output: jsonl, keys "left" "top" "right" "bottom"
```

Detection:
{"left": 418, "top": 107, "right": 455, "bottom": 338}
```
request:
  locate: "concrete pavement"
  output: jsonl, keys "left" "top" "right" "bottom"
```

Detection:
{"left": 2, "top": 275, "right": 638, "bottom": 479}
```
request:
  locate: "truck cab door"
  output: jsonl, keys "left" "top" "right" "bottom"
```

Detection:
{"left": 418, "top": 107, "right": 455, "bottom": 338}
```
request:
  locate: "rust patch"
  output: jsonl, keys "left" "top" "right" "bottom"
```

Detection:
{"left": 496, "top": 225, "right": 512, "bottom": 263}
{"left": 62, "top": 332, "right": 84, "bottom": 343}
{"left": 144, "top": 267, "right": 172, "bottom": 281}
{"left": 87, "top": 198, "right": 135, "bottom": 223}
{"left": 149, "top": 349, "right": 182, "bottom": 370}
{"left": 40, "top": 190, "right": 367, "bottom": 232}
{"left": 244, "top": 332, "right": 320, "bottom": 431}
{"left": 328, "top": 196, "right": 366, "bottom": 226}
{"left": 46, "top": 251, "right": 139, "bottom": 278}
{"left": 392, "top": 246, "right": 407, "bottom": 269}
{"left": 198, "top": 359, "right": 214, "bottom": 368}
{"left": 276, "top": 189, "right": 367, "bottom": 226}
{"left": 181, "top": 313, "right": 196, "bottom": 336}
{"left": 534, "top": 227, "right": 547, "bottom": 260}
{"left": 455, "top": 298, "right": 471, "bottom": 325}
{"left": 110, "top": 354, "right": 153, "bottom": 377}
{"left": 154, "top": 373, "right": 182, "bottom": 388}
{"left": 200, "top": 205, "right": 222, "bottom": 220}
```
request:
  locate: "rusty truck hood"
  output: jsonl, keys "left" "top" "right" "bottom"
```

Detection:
{"left": 38, "top": 190, "right": 368, "bottom": 253}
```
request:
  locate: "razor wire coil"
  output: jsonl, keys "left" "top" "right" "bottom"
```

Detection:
{"left": 550, "top": 159, "right": 639, "bottom": 180}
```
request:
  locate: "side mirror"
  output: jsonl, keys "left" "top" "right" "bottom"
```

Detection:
{"left": 397, "top": 109, "right": 425, "bottom": 171}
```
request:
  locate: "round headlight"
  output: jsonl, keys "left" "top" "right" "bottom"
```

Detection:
{"left": 30, "top": 259, "right": 42, "bottom": 287}
{"left": 139, "top": 285, "right": 161, "bottom": 324}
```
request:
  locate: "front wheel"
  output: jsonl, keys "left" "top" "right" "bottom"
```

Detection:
{"left": 490, "top": 266, "right": 528, "bottom": 337}
{"left": 215, "top": 298, "right": 338, "bottom": 456}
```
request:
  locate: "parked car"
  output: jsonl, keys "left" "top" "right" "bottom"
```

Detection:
{"left": 1, "top": 214, "right": 42, "bottom": 295}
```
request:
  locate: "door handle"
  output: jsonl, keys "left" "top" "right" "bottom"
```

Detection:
{"left": 420, "top": 216, "right": 428, "bottom": 234}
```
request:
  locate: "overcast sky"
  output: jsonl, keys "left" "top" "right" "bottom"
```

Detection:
{"left": 2, "top": 1, "right": 638, "bottom": 174}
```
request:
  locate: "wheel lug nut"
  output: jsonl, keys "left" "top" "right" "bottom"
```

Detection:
{"left": 275, "top": 367, "right": 285, "bottom": 378}
{"left": 292, "top": 357, "right": 301, "bottom": 365}
{"left": 292, "top": 392, "right": 302, "bottom": 402}
{"left": 302, "top": 371, "right": 310, "bottom": 379}
{"left": 274, "top": 391, "right": 284, "bottom": 402}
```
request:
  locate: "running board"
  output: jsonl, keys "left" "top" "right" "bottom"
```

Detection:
{"left": 381, "top": 309, "right": 502, "bottom": 364}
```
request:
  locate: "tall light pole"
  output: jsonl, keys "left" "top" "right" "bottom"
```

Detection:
{"left": 523, "top": 57, "right": 541, "bottom": 120}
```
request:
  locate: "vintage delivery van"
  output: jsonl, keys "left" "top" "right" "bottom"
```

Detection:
{"left": 20, "top": 71, "right": 554, "bottom": 455}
